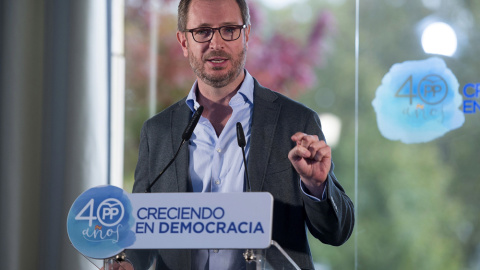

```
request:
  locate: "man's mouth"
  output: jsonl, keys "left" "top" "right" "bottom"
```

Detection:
{"left": 207, "top": 58, "right": 228, "bottom": 63}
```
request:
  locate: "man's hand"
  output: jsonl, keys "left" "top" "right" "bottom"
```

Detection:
{"left": 288, "top": 132, "right": 331, "bottom": 198}
{"left": 99, "top": 261, "right": 134, "bottom": 270}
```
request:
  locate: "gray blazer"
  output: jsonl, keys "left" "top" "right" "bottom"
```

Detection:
{"left": 127, "top": 79, "right": 354, "bottom": 270}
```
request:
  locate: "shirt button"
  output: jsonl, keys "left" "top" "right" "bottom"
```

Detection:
{"left": 216, "top": 148, "right": 222, "bottom": 153}
{"left": 213, "top": 249, "right": 219, "bottom": 253}
{"left": 215, "top": 179, "right": 221, "bottom": 185}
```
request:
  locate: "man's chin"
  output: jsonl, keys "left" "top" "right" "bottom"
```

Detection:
{"left": 197, "top": 66, "right": 243, "bottom": 88}
{"left": 210, "top": 65, "right": 227, "bottom": 71}
{"left": 203, "top": 70, "right": 231, "bottom": 84}
{"left": 203, "top": 76, "right": 231, "bottom": 88}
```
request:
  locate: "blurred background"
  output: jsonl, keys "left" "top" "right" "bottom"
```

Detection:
{"left": 1, "top": 0, "right": 480, "bottom": 269}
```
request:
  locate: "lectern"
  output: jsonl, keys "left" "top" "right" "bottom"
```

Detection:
{"left": 67, "top": 185, "right": 300, "bottom": 269}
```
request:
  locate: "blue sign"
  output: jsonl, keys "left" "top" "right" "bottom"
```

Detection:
{"left": 67, "top": 186, "right": 274, "bottom": 259}
{"left": 67, "top": 186, "right": 136, "bottom": 259}
{"left": 372, "top": 57, "right": 465, "bottom": 144}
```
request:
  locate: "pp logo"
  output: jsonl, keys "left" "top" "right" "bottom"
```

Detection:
{"left": 418, "top": 75, "right": 448, "bottom": 105}
{"left": 97, "top": 198, "right": 124, "bottom": 227}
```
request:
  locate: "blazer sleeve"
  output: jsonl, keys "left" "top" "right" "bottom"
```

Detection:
{"left": 301, "top": 112, "right": 355, "bottom": 246}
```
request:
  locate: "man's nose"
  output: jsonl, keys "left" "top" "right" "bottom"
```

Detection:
{"left": 209, "top": 30, "right": 225, "bottom": 50}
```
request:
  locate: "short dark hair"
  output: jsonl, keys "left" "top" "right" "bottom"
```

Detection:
{"left": 177, "top": 0, "right": 251, "bottom": 31}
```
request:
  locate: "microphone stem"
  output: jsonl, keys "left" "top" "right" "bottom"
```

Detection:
{"left": 241, "top": 146, "right": 251, "bottom": 192}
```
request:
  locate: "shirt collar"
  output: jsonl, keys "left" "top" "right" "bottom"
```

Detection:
{"left": 186, "top": 70, "right": 254, "bottom": 112}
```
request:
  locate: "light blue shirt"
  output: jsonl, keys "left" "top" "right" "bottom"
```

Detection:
{"left": 186, "top": 72, "right": 254, "bottom": 194}
{"left": 186, "top": 71, "right": 254, "bottom": 270}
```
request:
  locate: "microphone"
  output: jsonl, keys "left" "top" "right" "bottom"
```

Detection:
{"left": 145, "top": 106, "right": 204, "bottom": 193}
{"left": 236, "top": 122, "right": 251, "bottom": 192}
{"left": 237, "top": 122, "right": 255, "bottom": 264}
{"left": 182, "top": 106, "right": 204, "bottom": 140}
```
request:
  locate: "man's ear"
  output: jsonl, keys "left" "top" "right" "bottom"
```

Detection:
{"left": 244, "top": 25, "right": 251, "bottom": 48}
{"left": 177, "top": 31, "right": 189, "bottom": 57}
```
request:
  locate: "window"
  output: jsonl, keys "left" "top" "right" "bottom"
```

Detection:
{"left": 122, "top": 0, "right": 480, "bottom": 268}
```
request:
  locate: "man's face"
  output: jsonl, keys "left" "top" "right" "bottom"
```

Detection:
{"left": 177, "top": 0, "right": 250, "bottom": 88}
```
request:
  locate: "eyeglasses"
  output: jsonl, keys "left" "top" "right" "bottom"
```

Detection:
{"left": 185, "top": 25, "right": 246, "bottom": 43}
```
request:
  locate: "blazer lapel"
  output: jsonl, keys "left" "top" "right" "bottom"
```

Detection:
{"left": 171, "top": 100, "right": 192, "bottom": 192}
{"left": 248, "top": 80, "right": 280, "bottom": 192}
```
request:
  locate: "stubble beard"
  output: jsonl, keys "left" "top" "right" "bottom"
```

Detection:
{"left": 188, "top": 47, "right": 247, "bottom": 88}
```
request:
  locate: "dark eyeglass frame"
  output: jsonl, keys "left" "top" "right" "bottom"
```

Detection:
{"left": 185, "top": 24, "right": 246, "bottom": 43}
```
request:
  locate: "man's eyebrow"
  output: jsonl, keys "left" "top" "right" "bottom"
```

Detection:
{"left": 194, "top": 23, "right": 212, "bottom": 28}
{"left": 192, "top": 22, "right": 242, "bottom": 28}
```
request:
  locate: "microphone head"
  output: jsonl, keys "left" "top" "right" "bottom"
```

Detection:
{"left": 182, "top": 106, "right": 204, "bottom": 141}
{"left": 236, "top": 122, "right": 246, "bottom": 147}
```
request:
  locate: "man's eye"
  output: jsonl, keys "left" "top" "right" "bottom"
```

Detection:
{"left": 195, "top": 29, "right": 211, "bottom": 36}
{"left": 223, "top": 27, "right": 236, "bottom": 33}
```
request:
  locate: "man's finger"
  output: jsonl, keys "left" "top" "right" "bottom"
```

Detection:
{"left": 288, "top": 145, "right": 310, "bottom": 160}
{"left": 298, "top": 135, "right": 319, "bottom": 149}
{"left": 306, "top": 140, "right": 325, "bottom": 159}
{"left": 291, "top": 132, "right": 307, "bottom": 142}
{"left": 313, "top": 144, "right": 331, "bottom": 161}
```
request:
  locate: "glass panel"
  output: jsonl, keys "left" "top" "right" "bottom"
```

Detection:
{"left": 124, "top": 0, "right": 480, "bottom": 268}
{"left": 358, "top": 0, "right": 480, "bottom": 269}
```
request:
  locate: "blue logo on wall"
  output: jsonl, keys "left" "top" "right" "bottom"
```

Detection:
{"left": 372, "top": 57, "right": 465, "bottom": 144}
{"left": 67, "top": 186, "right": 136, "bottom": 259}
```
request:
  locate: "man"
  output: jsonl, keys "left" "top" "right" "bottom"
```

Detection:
{"left": 121, "top": 0, "right": 354, "bottom": 269}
